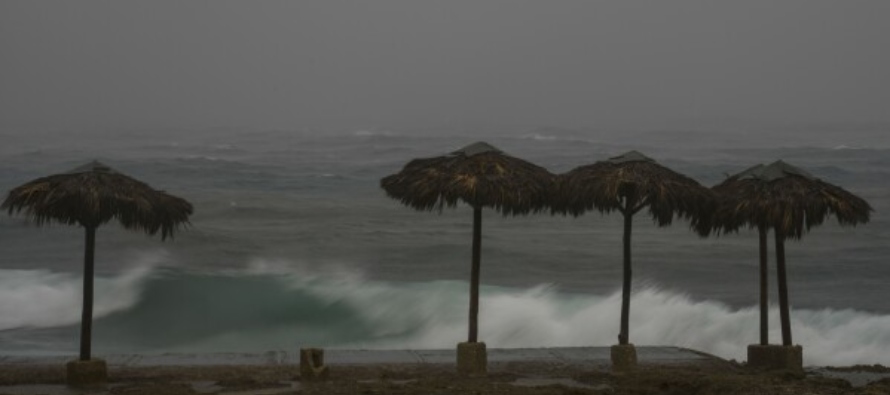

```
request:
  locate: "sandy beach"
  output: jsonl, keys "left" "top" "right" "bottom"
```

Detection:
{"left": 2, "top": 348, "right": 889, "bottom": 395}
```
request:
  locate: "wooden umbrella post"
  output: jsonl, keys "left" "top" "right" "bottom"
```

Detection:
{"left": 775, "top": 230, "right": 792, "bottom": 346}
{"left": 458, "top": 207, "right": 488, "bottom": 377}
{"left": 79, "top": 226, "right": 96, "bottom": 361}
{"left": 611, "top": 194, "right": 638, "bottom": 371}
{"left": 758, "top": 225, "right": 769, "bottom": 346}
{"left": 468, "top": 206, "right": 482, "bottom": 343}
{"left": 67, "top": 225, "right": 108, "bottom": 387}
{"left": 619, "top": 205, "right": 633, "bottom": 345}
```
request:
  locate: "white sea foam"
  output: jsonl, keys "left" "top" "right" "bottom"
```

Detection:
{"left": 245, "top": 262, "right": 890, "bottom": 366}
{"left": 0, "top": 253, "right": 161, "bottom": 330}
{"left": 521, "top": 133, "right": 559, "bottom": 141}
{"left": 353, "top": 130, "right": 395, "bottom": 137}
{"left": 3, "top": 258, "right": 888, "bottom": 366}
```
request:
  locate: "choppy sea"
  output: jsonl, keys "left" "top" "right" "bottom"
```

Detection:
{"left": 1, "top": 128, "right": 888, "bottom": 366}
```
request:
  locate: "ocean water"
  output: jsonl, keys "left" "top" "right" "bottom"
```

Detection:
{"left": 1, "top": 128, "right": 888, "bottom": 366}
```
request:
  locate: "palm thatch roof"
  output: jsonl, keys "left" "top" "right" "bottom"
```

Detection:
{"left": 2, "top": 160, "right": 193, "bottom": 239}
{"left": 380, "top": 142, "right": 555, "bottom": 215}
{"left": 705, "top": 160, "right": 872, "bottom": 239}
{"left": 554, "top": 151, "right": 716, "bottom": 225}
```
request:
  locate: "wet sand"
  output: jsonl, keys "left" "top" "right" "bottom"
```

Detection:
{"left": 1, "top": 347, "right": 889, "bottom": 395}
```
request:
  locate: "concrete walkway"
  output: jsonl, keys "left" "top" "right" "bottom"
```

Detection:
{"left": 1, "top": 346, "right": 715, "bottom": 367}
{"left": 0, "top": 347, "right": 718, "bottom": 395}
{"left": 4, "top": 348, "right": 889, "bottom": 394}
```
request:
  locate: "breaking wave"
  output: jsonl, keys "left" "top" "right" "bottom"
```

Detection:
{"left": 0, "top": 254, "right": 161, "bottom": 330}
{"left": 2, "top": 257, "right": 889, "bottom": 366}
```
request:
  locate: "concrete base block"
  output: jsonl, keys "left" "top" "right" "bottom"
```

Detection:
{"left": 456, "top": 342, "right": 487, "bottom": 377}
{"left": 747, "top": 345, "right": 803, "bottom": 372}
{"left": 611, "top": 344, "right": 637, "bottom": 371}
{"left": 66, "top": 359, "right": 107, "bottom": 387}
{"left": 300, "top": 348, "right": 329, "bottom": 381}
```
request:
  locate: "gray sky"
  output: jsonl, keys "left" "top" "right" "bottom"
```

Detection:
{"left": 2, "top": 1, "right": 889, "bottom": 133}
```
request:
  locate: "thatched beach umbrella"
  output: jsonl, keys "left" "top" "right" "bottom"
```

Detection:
{"left": 703, "top": 160, "right": 871, "bottom": 347}
{"left": 555, "top": 151, "right": 716, "bottom": 350}
{"left": 2, "top": 161, "right": 192, "bottom": 364}
{"left": 381, "top": 142, "right": 553, "bottom": 346}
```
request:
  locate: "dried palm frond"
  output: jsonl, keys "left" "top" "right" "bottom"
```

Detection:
{"left": 554, "top": 151, "right": 716, "bottom": 225}
{"left": 705, "top": 160, "right": 871, "bottom": 239}
{"left": 2, "top": 160, "right": 192, "bottom": 239}
{"left": 381, "top": 142, "right": 555, "bottom": 215}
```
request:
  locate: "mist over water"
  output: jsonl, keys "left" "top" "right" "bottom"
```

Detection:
{"left": 1, "top": 128, "right": 888, "bottom": 367}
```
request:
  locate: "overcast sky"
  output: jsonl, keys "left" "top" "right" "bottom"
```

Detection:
{"left": 2, "top": 1, "right": 889, "bottom": 134}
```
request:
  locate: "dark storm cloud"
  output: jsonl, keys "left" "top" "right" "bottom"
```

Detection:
{"left": 2, "top": 1, "right": 889, "bottom": 132}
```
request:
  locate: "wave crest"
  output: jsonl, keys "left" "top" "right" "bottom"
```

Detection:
{"left": 2, "top": 260, "right": 888, "bottom": 366}
{"left": 0, "top": 253, "right": 162, "bottom": 330}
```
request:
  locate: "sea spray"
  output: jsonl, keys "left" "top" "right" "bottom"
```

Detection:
{"left": 4, "top": 260, "right": 888, "bottom": 366}
{"left": 0, "top": 255, "right": 159, "bottom": 330}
